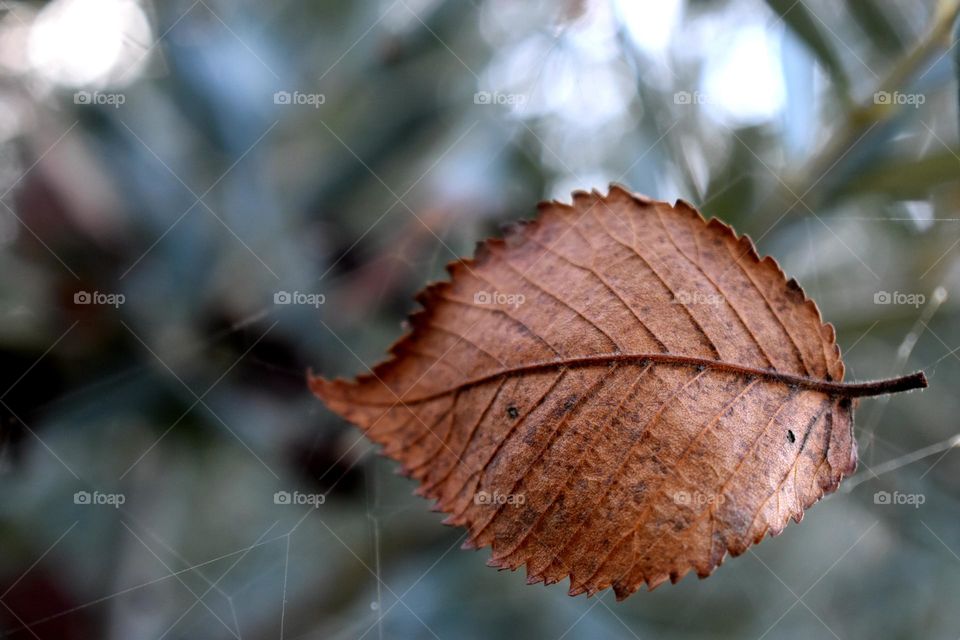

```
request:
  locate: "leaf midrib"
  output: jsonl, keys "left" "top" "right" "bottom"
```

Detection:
{"left": 355, "top": 352, "right": 925, "bottom": 405}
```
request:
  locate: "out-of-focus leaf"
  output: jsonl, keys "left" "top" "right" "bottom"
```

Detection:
{"left": 834, "top": 150, "right": 960, "bottom": 200}
{"left": 766, "top": 0, "right": 850, "bottom": 93}
{"left": 845, "top": 0, "right": 906, "bottom": 56}
{"left": 954, "top": 9, "right": 960, "bottom": 132}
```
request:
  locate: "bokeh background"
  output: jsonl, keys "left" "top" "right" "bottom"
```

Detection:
{"left": 0, "top": 0, "right": 959, "bottom": 638}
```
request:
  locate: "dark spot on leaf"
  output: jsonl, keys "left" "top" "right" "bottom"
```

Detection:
{"left": 506, "top": 405, "right": 519, "bottom": 419}
{"left": 787, "top": 429, "right": 796, "bottom": 443}
{"left": 549, "top": 396, "right": 579, "bottom": 420}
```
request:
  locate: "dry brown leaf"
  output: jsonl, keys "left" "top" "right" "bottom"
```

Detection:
{"left": 310, "top": 185, "right": 926, "bottom": 600}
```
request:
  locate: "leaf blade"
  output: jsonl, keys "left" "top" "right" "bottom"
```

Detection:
{"left": 312, "top": 185, "right": 922, "bottom": 598}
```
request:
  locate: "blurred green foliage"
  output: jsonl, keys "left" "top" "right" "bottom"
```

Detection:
{"left": 0, "top": 0, "right": 959, "bottom": 638}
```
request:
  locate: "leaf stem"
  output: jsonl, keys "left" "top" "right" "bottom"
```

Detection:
{"left": 818, "top": 370, "right": 928, "bottom": 398}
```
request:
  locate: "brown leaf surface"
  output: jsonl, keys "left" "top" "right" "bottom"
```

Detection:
{"left": 310, "top": 185, "right": 926, "bottom": 600}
